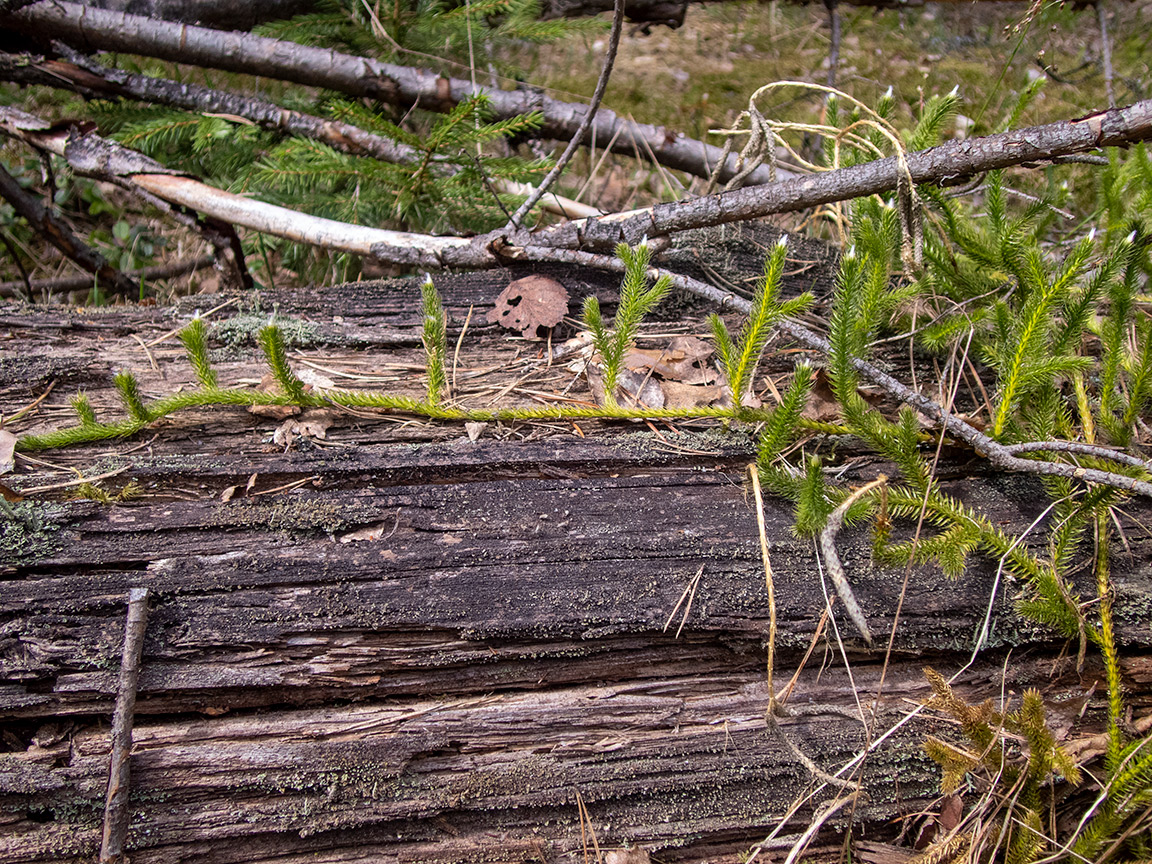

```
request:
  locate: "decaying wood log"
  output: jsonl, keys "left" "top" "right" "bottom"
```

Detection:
{"left": 2, "top": 246, "right": 1151, "bottom": 864}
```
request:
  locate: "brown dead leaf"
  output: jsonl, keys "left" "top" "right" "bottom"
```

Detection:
{"left": 664, "top": 335, "right": 717, "bottom": 384}
{"left": 801, "top": 368, "right": 841, "bottom": 423}
{"left": 272, "top": 409, "right": 336, "bottom": 447}
{"left": 623, "top": 337, "right": 717, "bottom": 384}
{"left": 938, "top": 793, "right": 963, "bottom": 832}
{"left": 587, "top": 366, "right": 665, "bottom": 409}
{"left": 250, "top": 404, "right": 301, "bottom": 420}
{"left": 0, "top": 428, "right": 15, "bottom": 475}
{"left": 605, "top": 850, "right": 651, "bottom": 864}
{"left": 659, "top": 380, "right": 728, "bottom": 409}
{"left": 488, "top": 275, "right": 569, "bottom": 340}
{"left": 339, "top": 522, "right": 393, "bottom": 543}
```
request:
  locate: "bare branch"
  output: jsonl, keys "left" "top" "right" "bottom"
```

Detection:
{"left": 506, "top": 0, "right": 624, "bottom": 230}
{"left": 99, "top": 587, "right": 150, "bottom": 864}
{"left": 2, "top": 0, "right": 785, "bottom": 186}
{"left": 0, "top": 49, "right": 597, "bottom": 222}
{"left": 0, "top": 154, "right": 137, "bottom": 296}
{"left": 532, "top": 98, "right": 1152, "bottom": 250}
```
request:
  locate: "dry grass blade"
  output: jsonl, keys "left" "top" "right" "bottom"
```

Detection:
{"left": 818, "top": 475, "right": 887, "bottom": 648}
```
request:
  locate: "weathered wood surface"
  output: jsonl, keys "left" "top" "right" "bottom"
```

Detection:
{"left": 2, "top": 240, "right": 1151, "bottom": 863}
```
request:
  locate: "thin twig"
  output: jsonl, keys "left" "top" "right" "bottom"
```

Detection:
{"left": 99, "top": 587, "right": 150, "bottom": 864}
{"left": 1001, "top": 439, "right": 1152, "bottom": 473}
{"left": 818, "top": 476, "right": 887, "bottom": 647}
{"left": 17, "top": 465, "right": 129, "bottom": 494}
{"left": 503, "top": 0, "right": 625, "bottom": 230}
{"left": 1097, "top": 1, "right": 1116, "bottom": 108}
{"left": 662, "top": 563, "right": 703, "bottom": 638}
{"left": 2, "top": 379, "right": 55, "bottom": 425}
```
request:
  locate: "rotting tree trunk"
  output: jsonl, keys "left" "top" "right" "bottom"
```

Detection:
{"left": 2, "top": 242, "right": 1151, "bottom": 864}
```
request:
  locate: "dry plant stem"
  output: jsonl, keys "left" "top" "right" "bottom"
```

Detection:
{"left": 781, "top": 792, "right": 861, "bottom": 864}
{"left": 1098, "top": 0, "right": 1116, "bottom": 109}
{"left": 504, "top": 0, "right": 624, "bottom": 230}
{"left": 0, "top": 254, "right": 214, "bottom": 299}
{"left": 0, "top": 157, "right": 136, "bottom": 296}
{"left": 824, "top": 0, "right": 840, "bottom": 88}
{"left": 3, "top": 379, "right": 54, "bottom": 425}
{"left": 3, "top": 1, "right": 783, "bottom": 187}
{"left": 0, "top": 227, "right": 32, "bottom": 299}
{"left": 99, "top": 587, "right": 149, "bottom": 864}
{"left": 749, "top": 464, "right": 778, "bottom": 706}
{"left": 819, "top": 475, "right": 887, "bottom": 647}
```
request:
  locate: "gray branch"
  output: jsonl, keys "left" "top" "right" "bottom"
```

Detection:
{"left": 2, "top": 0, "right": 785, "bottom": 186}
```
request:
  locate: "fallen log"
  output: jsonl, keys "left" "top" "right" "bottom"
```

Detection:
{"left": 1, "top": 254, "right": 1150, "bottom": 864}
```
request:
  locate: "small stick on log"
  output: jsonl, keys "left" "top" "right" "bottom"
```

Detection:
{"left": 99, "top": 587, "right": 150, "bottom": 864}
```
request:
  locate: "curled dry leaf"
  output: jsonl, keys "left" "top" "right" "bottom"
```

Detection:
{"left": 586, "top": 365, "right": 665, "bottom": 409}
{"left": 800, "top": 368, "right": 841, "bottom": 422}
{"left": 272, "top": 409, "right": 337, "bottom": 448}
{"left": 487, "top": 274, "right": 569, "bottom": 340}
{"left": 624, "top": 336, "right": 717, "bottom": 385}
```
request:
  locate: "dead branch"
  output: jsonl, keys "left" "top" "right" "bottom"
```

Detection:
{"left": 99, "top": 587, "right": 150, "bottom": 864}
{"left": 533, "top": 98, "right": 1152, "bottom": 250}
{"left": 0, "top": 254, "right": 215, "bottom": 299}
{"left": 506, "top": 0, "right": 624, "bottom": 229}
{"left": 0, "top": 152, "right": 137, "bottom": 296}
{"left": 7, "top": 95, "right": 1150, "bottom": 272}
{"left": 0, "top": 49, "right": 598, "bottom": 222}
{"left": 1, "top": 0, "right": 785, "bottom": 187}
